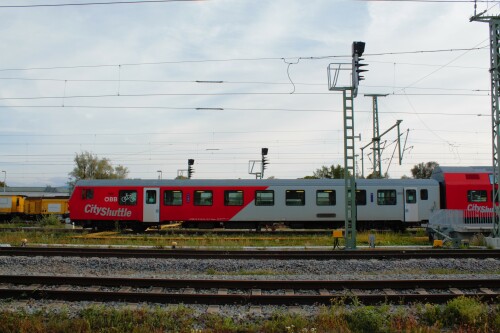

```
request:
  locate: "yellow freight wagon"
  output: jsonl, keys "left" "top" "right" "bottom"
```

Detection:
{"left": 42, "top": 198, "right": 69, "bottom": 217}
{"left": 0, "top": 195, "right": 26, "bottom": 219}
{"left": 24, "top": 197, "right": 69, "bottom": 219}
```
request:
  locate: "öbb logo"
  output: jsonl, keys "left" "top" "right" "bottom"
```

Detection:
{"left": 104, "top": 196, "right": 118, "bottom": 203}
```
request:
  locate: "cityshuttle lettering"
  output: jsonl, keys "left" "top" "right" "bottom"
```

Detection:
{"left": 84, "top": 204, "right": 132, "bottom": 217}
{"left": 467, "top": 204, "right": 494, "bottom": 213}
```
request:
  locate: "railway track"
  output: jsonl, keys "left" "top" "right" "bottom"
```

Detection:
{"left": 1, "top": 247, "right": 499, "bottom": 259}
{"left": 0, "top": 275, "right": 497, "bottom": 305}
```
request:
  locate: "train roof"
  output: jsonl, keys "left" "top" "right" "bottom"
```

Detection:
{"left": 1, "top": 186, "right": 70, "bottom": 198}
{"left": 75, "top": 178, "right": 438, "bottom": 187}
{"left": 431, "top": 166, "right": 492, "bottom": 183}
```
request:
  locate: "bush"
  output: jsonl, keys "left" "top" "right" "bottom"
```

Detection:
{"left": 346, "top": 305, "right": 389, "bottom": 333}
{"left": 38, "top": 215, "right": 61, "bottom": 227}
{"left": 442, "top": 296, "right": 488, "bottom": 328}
{"left": 417, "top": 303, "right": 442, "bottom": 327}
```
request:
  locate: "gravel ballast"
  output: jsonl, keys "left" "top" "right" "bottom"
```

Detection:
{"left": 0, "top": 255, "right": 498, "bottom": 318}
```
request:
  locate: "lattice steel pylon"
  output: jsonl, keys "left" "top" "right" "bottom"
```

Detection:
{"left": 471, "top": 14, "right": 500, "bottom": 238}
{"left": 364, "top": 94, "right": 388, "bottom": 178}
{"left": 327, "top": 42, "right": 366, "bottom": 250}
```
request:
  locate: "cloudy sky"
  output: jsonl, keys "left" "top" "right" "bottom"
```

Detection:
{"left": 0, "top": 0, "right": 497, "bottom": 186}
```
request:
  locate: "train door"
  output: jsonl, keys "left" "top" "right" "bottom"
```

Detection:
{"left": 143, "top": 188, "right": 160, "bottom": 222}
{"left": 404, "top": 188, "right": 419, "bottom": 222}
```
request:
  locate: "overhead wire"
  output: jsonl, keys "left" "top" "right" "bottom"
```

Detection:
{"left": 0, "top": 46, "right": 487, "bottom": 72}
{"left": 0, "top": 0, "right": 205, "bottom": 9}
{"left": 0, "top": 104, "right": 492, "bottom": 116}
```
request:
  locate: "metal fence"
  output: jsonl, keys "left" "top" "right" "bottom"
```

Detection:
{"left": 428, "top": 209, "right": 494, "bottom": 238}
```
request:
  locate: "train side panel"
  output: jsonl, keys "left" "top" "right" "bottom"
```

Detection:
{"left": 69, "top": 184, "right": 143, "bottom": 226}
{"left": 229, "top": 184, "right": 344, "bottom": 224}
{"left": 157, "top": 185, "right": 268, "bottom": 223}
{"left": 0, "top": 195, "right": 26, "bottom": 220}
{"left": 24, "top": 198, "right": 41, "bottom": 216}
{"left": 0, "top": 196, "right": 14, "bottom": 217}
{"left": 40, "top": 198, "right": 69, "bottom": 216}
{"left": 0, "top": 195, "right": 25, "bottom": 214}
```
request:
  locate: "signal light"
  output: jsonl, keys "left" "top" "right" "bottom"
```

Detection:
{"left": 352, "top": 41, "right": 368, "bottom": 90}
{"left": 261, "top": 148, "right": 269, "bottom": 171}
{"left": 188, "top": 159, "right": 195, "bottom": 179}
{"left": 352, "top": 41, "right": 365, "bottom": 57}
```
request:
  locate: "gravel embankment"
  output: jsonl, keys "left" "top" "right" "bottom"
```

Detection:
{"left": 0, "top": 256, "right": 498, "bottom": 279}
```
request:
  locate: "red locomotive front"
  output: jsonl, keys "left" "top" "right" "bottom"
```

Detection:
{"left": 432, "top": 166, "right": 496, "bottom": 222}
{"left": 69, "top": 181, "right": 144, "bottom": 231}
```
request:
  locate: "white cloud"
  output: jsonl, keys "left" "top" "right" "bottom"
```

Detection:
{"left": 0, "top": 0, "right": 496, "bottom": 185}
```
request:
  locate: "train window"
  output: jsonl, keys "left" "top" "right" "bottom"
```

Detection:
{"left": 194, "top": 190, "right": 213, "bottom": 206}
{"left": 81, "top": 189, "right": 94, "bottom": 200}
{"left": 420, "top": 189, "right": 428, "bottom": 200}
{"left": 145, "top": 190, "right": 156, "bottom": 204}
{"left": 316, "top": 190, "right": 336, "bottom": 206}
{"left": 286, "top": 190, "right": 305, "bottom": 206}
{"left": 255, "top": 190, "right": 274, "bottom": 206}
{"left": 406, "top": 189, "right": 417, "bottom": 204}
{"left": 164, "top": 190, "right": 182, "bottom": 206}
{"left": 224, "top": 190, "right": 244, "bottom": 206}
{"left": 467, "top": 190, "right": 487, "bottom": 203}
{"left": 119, "top": 190, "right": 137, "bottom": 206}
{"left": 356, "top": 190, "right": 366, "bottom": 206}
{"left": 377, "top": 190, "right": 397, "bottom": 205}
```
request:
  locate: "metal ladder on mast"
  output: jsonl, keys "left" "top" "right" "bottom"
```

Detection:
{"left": 343, "top": 88, "right": 357, "bottom": 249}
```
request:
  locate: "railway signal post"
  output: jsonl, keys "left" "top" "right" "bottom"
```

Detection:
{"left": 471, "top": 13, "right": 500, "bottom": 247}
{"left": 327, "top": 41, "right": 367, "bottom": 250}
{"left": 188, "top": 159, "right": 195, "bottom": 179}
{"left": 261, "top": 148, "right": 269, "bottom": 179}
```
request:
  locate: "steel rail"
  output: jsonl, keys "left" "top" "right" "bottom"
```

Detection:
{"left": 1, "top": 247, "right": 499, "bottom": 260}
{"left": 0, "top": 275, "right": 498, "bottom": 305}
{"left": 1, "top": 275, "right": 499, "bottom": 289}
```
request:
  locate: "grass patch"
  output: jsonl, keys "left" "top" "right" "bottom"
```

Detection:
{"left": 0, "top": 229, "right": 433, "bottom": 248}
{"left": 0, "top": 297, "right": 498, "bottom": 333}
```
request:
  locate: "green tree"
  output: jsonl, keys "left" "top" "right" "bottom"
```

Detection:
{"left": 411, "top": 161, "right": 439, "bottom": 179}
{"left": 306, "top": 164, "right": 347, "bottom": 179}
{"left": 68, "top": 151, "right": 129, "bottom": 187}
{"left": 366, "top": 171, "right": 381, "bottom": 179}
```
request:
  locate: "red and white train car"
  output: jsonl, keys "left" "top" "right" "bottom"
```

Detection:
{"left": 69, "top": 178, "right": 440, "bottom": 231}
